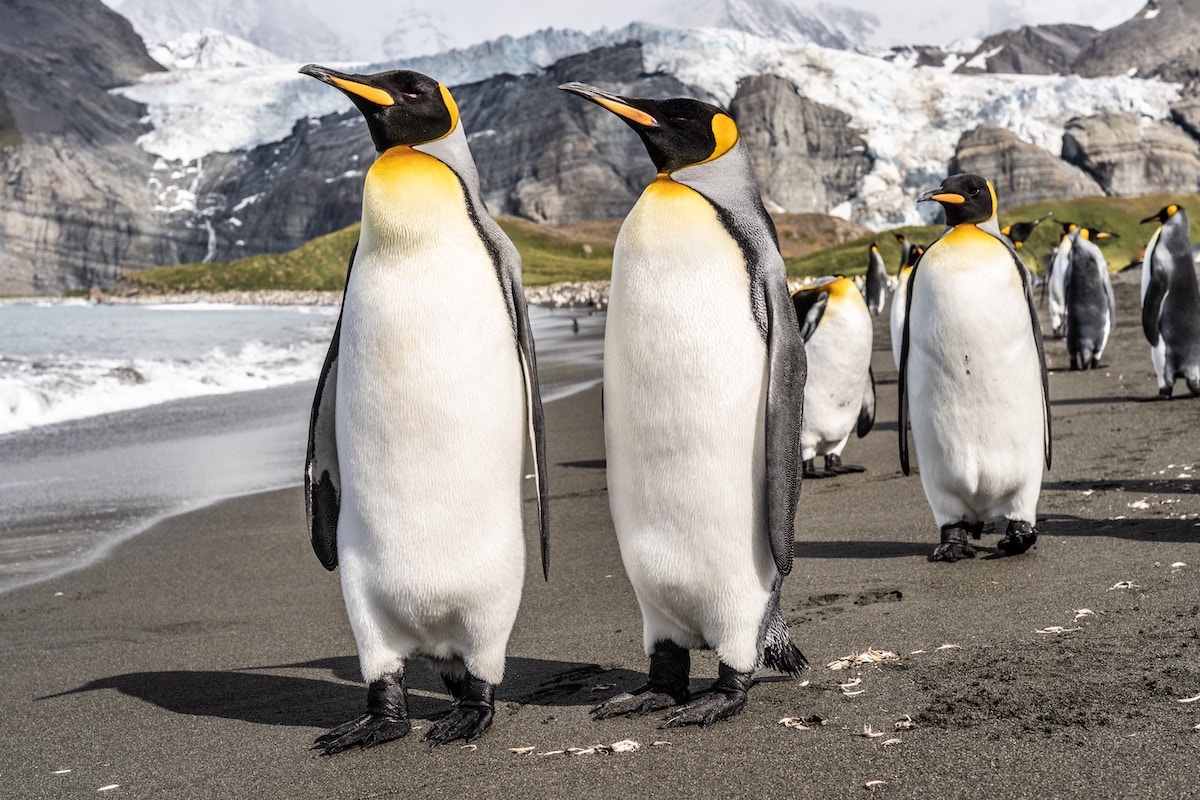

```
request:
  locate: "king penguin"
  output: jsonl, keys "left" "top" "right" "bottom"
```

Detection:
{"left": 899, "top": 174, "right": 1051, "bottom": 562}
{"left": 1140, "top": 204, "right": 1200, "bottom": 397}
{"left": 792, "top": 277, "right": 875, "bottom": 478}
{"left": 1047, "top": 220, "right": 1077, "bottom": 338}
{"left": 1063, "top": 227, "right": 1116, "bottom": 371}
{"left": 300, "top": 64, "right": 549, "bottom": 752}
{"left": 863, "top": 242, "right": 888, "bottom": 315}
{"left": 890, "top": 243, "right": 923, "bottom": 371}
{"left": 558, "top": 81, "right": 807, "bottom": 726}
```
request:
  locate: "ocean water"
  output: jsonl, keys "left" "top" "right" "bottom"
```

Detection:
{"left": 0, "top": 300, "right": 604, "bottom": 593}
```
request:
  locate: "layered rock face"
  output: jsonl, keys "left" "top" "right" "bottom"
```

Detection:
{"left": 0, "top": 0, "right": 171, "bottom": 294}
{"left": 1062, "top": 112, "right": 1200, "bottom": 196}
{"left": 729, "top": 74, "right": 873, "bottom": 214}
{"left": 955, "top": 24, "right": 1098, "bottom": 76}
{"left": 949, "top": 126, "right": 1103, "bottom": 208}
{"left": 1072, "top": 0, "right": 1200, "bottom": 82}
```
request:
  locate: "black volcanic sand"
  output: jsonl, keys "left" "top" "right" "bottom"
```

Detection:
{"left": 1, "top": 275, "right": 1198, "bottom": 799}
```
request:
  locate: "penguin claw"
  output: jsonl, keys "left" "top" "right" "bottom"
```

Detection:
{"left": 591, "top": 687, "right": 685, "bottom": 719}
{"left": 664, "top": 691, "right": 747, "bottom": 727}
{"left": 996, "top": 521, "right": 1037, "bottom": 556}
{"left": 930, "top": 524, "right": 976, "bottom": 562}
{"left": 424, "top": 704, "right": 494, "bottom": 745}
{"left": 312, "top": 713, "right": 411, "bottom": 755}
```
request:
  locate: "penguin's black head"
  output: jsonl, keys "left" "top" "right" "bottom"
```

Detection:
{"left": 906, "top": 244, "right": 925, "bottom": 267}
{"left": 557, "top": 82, "right": 737, "bottom": 173}
{"left": 917, "top": 173, "right": 997, "bottom": 227}
{"left": 1082, "top": 227, "right": 1118, "bottom": 242}
{"left": 1057, "top": 220, "right": 1078, "bottom": 236}
{"left": 1140, "top": 204, "right": 1182, "bottom": 225}
{"left": 300, "top": 64, "right": 458, "bottom": 152}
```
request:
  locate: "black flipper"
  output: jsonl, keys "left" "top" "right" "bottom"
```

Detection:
{"left": 791, "top": 288, "right": 828, "bottom": 343}
{"left": 304, "top": 245, "right": 355, "bottom": 570}
{"left": 897, "top": 246, "right": 923, "bottom": 476}
{"left": 1009, "top": 239, "right": 1052, "bottom": 470}
{"left": 857, "top": 366, "right": 875, "bottom": 437}
{"left": 1141, "top": 248, "right": 1169, "bottom": 347}
{"left": 764, "top": 276, "right": 807, "bottom": 576}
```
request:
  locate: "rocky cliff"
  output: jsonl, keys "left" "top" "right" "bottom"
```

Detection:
{"left": 0, "top": 0, "right": 177, "bottom": 294}
{"left": 949, "top": 125, "right": 1102, "bottom": 208}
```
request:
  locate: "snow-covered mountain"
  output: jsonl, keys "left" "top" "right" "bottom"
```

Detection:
{"left": 147, "top": 28, "right": 284, "bottom": 70}
{"left": 112, "top": 21, "right": 1180, "bottom": 228}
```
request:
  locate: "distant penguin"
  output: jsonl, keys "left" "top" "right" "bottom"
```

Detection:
{"left": 1047, "top": 220, "right": 1077, "bottom": 338}
{"left": 559, "top": 81, "right": 807, "bottom": 726}
{"left": 895, "top": 233, "right": 912, "bottom": 272}
{"left": 899, "top": 174, "right": 1051, "bottom": 562}
{"left": 1140, "top": 204, "right": 1200, "bottom": 398}
{"left": 863, "top": 242, "right": 887, "bottom": 315}
{"left": 301, "top": 64, "right": 548, "bottom": 753}
{"left": 891, "top": 243, "right": 923, "bottom": 371}
{"left": 1001, "top": 211, "right": 1053, "bottom": 250}
{"left": 1063, "top": 228, "right": 1116, "bottom": 370}
{"left": 792, "top": 277, "right": 875, "bottom": 478}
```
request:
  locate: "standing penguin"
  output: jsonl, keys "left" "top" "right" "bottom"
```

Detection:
{"left": 863, "top": 242, "right": 888, "bottom": 315}
{"left": 1140, "top": 204, "right": 1200, "bottom": 397}
{"left": 1063, "top": 228, "right": 1116, "bottom": 370}
{"left": 1047, "top": 221, "right": 1077, "bottom": 338}
{"left": 558, "top": 82, "right": 807, "bottom": 726}
{"left": 792, "top": 277, "right": 875, "bottom": 478}
{"left": 301, "top": 65, "right": 548, "bottom": 753}
{"left": 890, "top": 243, "right": 923, "bottom": 371}
{"left": 899, "top": 174, "right": 1051, "bottom": 562}
{"left": 895, "top": 233, "right": 912, "bottom": 272}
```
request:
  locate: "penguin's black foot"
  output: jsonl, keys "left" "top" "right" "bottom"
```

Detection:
{"left": 664, "top": 663, "right": 752, "bottom": 728}
{"left": 825, "top": 454, "right": 865, "bottom": 474}
{"left": 313, "top": 671, "right": 410, "bottom": 754}
{"left": 930, "top": 523, "right": 976, "bottom": 562}
{"left": 592, "top": 640, "right": 690, "bottom": 719}
{"left": 996, "top": 520, "right": 1037, "bottom": 556}
{"left": 802, "top": 458, "right": 828, "bottom": 479}
{"left": 425, "top": 674, "right": 495, "bottom": 745}
{"left": 1157, "top": 386, "right": 1173, "bottom": 400}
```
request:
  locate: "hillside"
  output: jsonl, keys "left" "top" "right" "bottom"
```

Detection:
{"left": 121, "top": 212, "right": 871, "bottom": 291}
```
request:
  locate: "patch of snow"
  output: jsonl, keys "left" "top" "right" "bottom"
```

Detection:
{"left": 964, "top": 45, "right": 1004, "bottom": 71}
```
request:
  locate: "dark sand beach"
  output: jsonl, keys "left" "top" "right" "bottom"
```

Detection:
{"left": 1, "top": 276, "right": 1197, "bottom": 799}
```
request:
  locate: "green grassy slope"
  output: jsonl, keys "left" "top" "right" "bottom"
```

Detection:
{"left": 123, "top": 193, "right": 1200, "bottom": 292}
{"left": 789, "top": 193, "right": 1200, "bottom": 279}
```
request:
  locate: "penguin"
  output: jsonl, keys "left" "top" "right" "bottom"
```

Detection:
{"left": 558, "top": 81, "right": 807, "bottom": 726}
{"left": 1000, "top": 211, "right": 1053, "bottom": 250}
{"left": 899, "top": 173, "right": 1051, "bottom": 562}
{"left": 300, "top": 64, "right": 549, "bottom": 753}
{"left": 1046, "top": 220, "right": 1077, "bottom": 338}
{"left": 1063, "top": 227, "right": 1116, "bottom": 370}
{"left": 1140, "top": 204, "right": 1200, "bottom": 398}
{"left": 890, "top": 243, "right": 923, "bottom": 371}
{"left": 863, "top": 242, "right": 888, "bottom": 315}
{"left": 895, "top": 233, "right": 912, "bottom": 272}
{"left": 792, "top": 277, "right": 874, "bottom": 478}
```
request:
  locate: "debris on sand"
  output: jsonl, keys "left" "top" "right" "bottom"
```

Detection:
{"left": 935, "top": 643, "right": 961, "bottom": 651}
{"left": 509, "top": 746, "right": 536, "bottom": 756}
{"left": 1177, "top": 693, "right": 1200, "bottom": 704}
{"left": 1109, "top": 580, "right": 1140, "bottom": 590}
{"left": 864, "top": 779, "right": 887, "bottom": 791}
{"left": 857, "top": 723, "right": 885, "bottom": 738}
{"left": 881, "top": 737, "right": 902, "bottom": 747}
{"left": 895, "top": 714, "right": 917, "bottom": 730}
{"left": 827, "top": 649, "right": 901, "bottom": 670}
{"left": 1037, "top": 625, "right": 1082, "bottom": 634}
{"left": 1073, "top": 608, "right": 1096, "bottom": 621}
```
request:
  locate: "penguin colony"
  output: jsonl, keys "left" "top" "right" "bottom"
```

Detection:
{"left": 299, "top": 64, "right": 1199, "bottom": 753}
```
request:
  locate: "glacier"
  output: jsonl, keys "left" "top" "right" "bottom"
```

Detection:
{"left": 112, "top": 22, "right": 1182, "bottom": 228}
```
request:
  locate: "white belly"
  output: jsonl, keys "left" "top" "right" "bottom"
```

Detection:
{"left": 604, "top": 177, "right": 775, "bottom": 671}
{"left": 334, "top": 148, "right": 526, "bottom": 683}
{"left": 802, "top": 289, "right": 873, "bottom": 459}
{"left": 906, "top": 227, "right": 1044, "bottom": 526}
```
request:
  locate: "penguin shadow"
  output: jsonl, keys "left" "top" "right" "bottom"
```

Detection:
{"left": 795, "top": 540, "right": 932, "bottom": 559}
{"left": 1039, "top": 513, "right": 1200, "bottom": 543}
{"left": 34, "top": 656, "right": 645, "bottom": 729}
{"left": 1047, "top": 394, "right": 1142, "bottom": 406}
{"left": 559, "top": 459, "right": 607, "bottom": 470}
{"left": 1043, "top": 478, "right": 1197, "bottom": 495}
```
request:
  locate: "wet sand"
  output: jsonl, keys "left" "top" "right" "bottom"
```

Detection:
{"left": 1, "top": 276, "right": 1197, "bottom": 799}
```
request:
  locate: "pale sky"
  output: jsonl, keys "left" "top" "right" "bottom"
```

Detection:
{"left": 307, "top": 0, "right": 1149, "bottom": 52}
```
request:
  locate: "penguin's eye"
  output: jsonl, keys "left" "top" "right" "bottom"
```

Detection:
{"left": 969, "top": 188, "right": 981, "bottom": 196}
